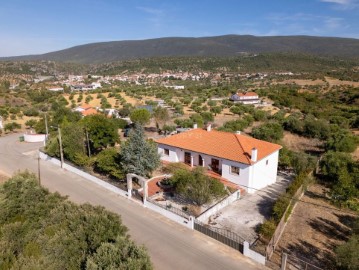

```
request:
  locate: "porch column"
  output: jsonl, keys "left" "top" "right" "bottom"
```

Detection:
{"left": 143, "top": 180, "right": 148, "bottom": 203}
{"left": 202, "top": 159, "right": 205, "bottom": 168}
{"left": 126, "top": 174, "right": 133, "bottom": 199}
{"left": 190, "top": 155, "right": 194, "bottom": 167}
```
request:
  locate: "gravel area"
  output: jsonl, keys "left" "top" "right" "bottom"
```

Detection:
{"left": 206, "top": 171, "right": 293, "bottom": 243}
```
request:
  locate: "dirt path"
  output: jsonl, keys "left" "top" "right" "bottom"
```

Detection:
{"left": 270, "top": 184, "right": 357, "bottom": 269}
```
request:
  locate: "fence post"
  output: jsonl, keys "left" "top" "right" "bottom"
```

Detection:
{"left": 243, "top": 241, "right": 249, "bottom": 256}
{"left": 281, "top": 253, "right": 287, "bottom": 270}
{"left": 189, "top": 216, "right": 194, "bottom": 230}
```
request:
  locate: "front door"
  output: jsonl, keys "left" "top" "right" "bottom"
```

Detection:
{"left": 199, "top": 155, "right": 204, "bottom": 167}
{"left": 184, "top": 152, "right": 191, "bottom": 165}
{"left": 211, "top": 158, "right": 220, "bottom": 173}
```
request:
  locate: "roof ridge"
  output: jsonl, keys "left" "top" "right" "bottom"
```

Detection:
{"left": 233, "top": 133, "right": 252, "bottom": 164}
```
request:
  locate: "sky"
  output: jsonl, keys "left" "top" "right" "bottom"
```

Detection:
{"left": 0, "top": 0, "right": 358, "bottom": 57}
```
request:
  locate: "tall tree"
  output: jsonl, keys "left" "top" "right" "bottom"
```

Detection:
{"left": 130, "top": 109, "right": 151, "bottom": 126}
{"left": 83, "top": 114, "right": 119, "bottom": 152}
{"left": 120, "top": 124, "right": 160, "bottom": 177}
{"left": 152, "top": 106, "right": 170, "bottom": 129}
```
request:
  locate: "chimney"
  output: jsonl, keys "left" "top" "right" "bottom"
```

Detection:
{"left": 251, "top": 148, "right": 258, "bottom": 162}
{"left": 235, "top": 131, "right": 241, "bottom": 135}
{"left": 193, "top": 123, "right": 198, "bottom": 129}
{"left": 206, "top": 123, "right": 212, "bottom": 132}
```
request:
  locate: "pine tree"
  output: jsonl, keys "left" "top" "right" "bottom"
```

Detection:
{"left": 120, "top": 124, "right": 160, "bottom": 177}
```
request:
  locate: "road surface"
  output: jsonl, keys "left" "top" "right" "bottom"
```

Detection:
{"left": 0, "top": 133, "right": 262, "bottom": 270}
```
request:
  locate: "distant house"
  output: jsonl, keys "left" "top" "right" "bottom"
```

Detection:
{"left": 71, "top": 82, "right": 101, "bottom": 91}
{"left": 48, "top": 87, "right": 64, "bottom": 92}
{"left": 230, "top": 91, "right": 260, "bottom": 104}
{"left": 74, "top": 104, "right": 98, "bottom": 117}
{"left": 165, "top": 85, "right": 185, "bottom": 90}
{"left": 156, "top": 126, "right": 281, "bottom": 193}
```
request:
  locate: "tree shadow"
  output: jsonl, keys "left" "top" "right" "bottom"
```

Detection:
{"left": 286, "top": 239, "right": 336, "bottom": 269}
{"left": 252, "top": 176, "right": 292, "bottom": 219}
{"left": 333, "top": 212, "right": 357, "bottom": 230}
{"left": 305, "top": 189, "right": 329, "bottom": 202}
{"left": 308, "top": 217, "right": 350, "bottom": 242}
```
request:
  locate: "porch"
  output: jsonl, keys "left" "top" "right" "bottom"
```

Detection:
{"left": 160, "top": 160, "right": 245, "bottom": 194}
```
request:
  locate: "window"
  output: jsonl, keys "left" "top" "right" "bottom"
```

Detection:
{"left": 266, "top": 160, "right": 269, "bottom": 165}
{"left": 230, "top": 166, "right": 240, "bottom": 175}
{"left": 164, "top": 148, "right": 170, "bottom": 156}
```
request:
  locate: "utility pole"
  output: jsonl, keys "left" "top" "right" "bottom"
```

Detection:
{"left": 38, "top": 151, "right": 41, "bottom": 185}
{"left": 85, "top": 128, "right": 91, "bottom": 157}
{"left": 45, "top": 114, "right": 49, "bottom": 141}
{"left": 58, "top": 127, "right": 64, "bottom": 168}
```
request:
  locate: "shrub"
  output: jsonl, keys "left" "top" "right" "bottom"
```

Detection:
{"left": 272, "top": 195, "right": 290, "bottom": 223}
{"left": 170, "top": 167, "right": 226, "bottom": 206}
{"left": 259, "top": 218, "right": 277, "bottom": 240}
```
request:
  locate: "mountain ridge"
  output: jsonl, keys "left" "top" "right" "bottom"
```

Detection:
{"left": 1, "top": 35, "right": 359, "bottom": 64}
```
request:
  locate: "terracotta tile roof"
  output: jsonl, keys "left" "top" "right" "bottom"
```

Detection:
{"left": 156, "top": 129, "right": 281, "bottom": 165}
{"left": 80, "top": 104, "right": 92, "bottom": 110}
{"left": 81, "top": 108, "right": 98, "bottom": 116}
{"left": 237, "top": 92, "right": 258, "bottom": 97}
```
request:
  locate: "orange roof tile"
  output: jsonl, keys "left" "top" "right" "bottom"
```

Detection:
{"left": 81, "top": 108, "right": 98, "bottom": 116}
{"left": 237, "top": 92, "right": 258, "bottom": 97}
{"left": 156, "top": 129, "right": 281, "bottom": 165}
{"left": 80, "top": 104, "right": 92, "bottom": 110}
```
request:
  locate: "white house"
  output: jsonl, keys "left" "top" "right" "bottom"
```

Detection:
{"left": 230, "top": 91, "right": 260, "bottom": 104}
{"left": 156, "top": 127, "right": 281, "bottom": 193}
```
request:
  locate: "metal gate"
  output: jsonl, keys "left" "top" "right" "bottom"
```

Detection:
{"left": 194, "top": 221, "right": 244, "bottom": 253}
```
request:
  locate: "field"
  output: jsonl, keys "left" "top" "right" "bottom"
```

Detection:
{"left": 271, "top": 183, "right": 358, "bottom": 269}
{"left": 282, "top": 131, "right": 323, "bottom": 154}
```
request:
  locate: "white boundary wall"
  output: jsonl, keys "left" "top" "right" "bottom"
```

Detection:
{"left": 243, "top": 241, "right": 266, "bottom": 265}
{"left": 144, "top": 200, "right": 194, "bottom": 230}
{"left": 39, "top": 151, "right": 267, "bottom": 265}
{"left": 39, "top": 151, "right": 127, "bottom": 197}
{"left": 196, "top": 190, "right": 241, "bottom": 222}
{"left": 24, "top": 134, "right": 46, "bottom": 143}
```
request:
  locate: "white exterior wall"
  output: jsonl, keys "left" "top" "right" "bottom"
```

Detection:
{"left": 158, "top": 144, "right": 220, "bottom": 169}
{"left": 158, "top": 144, "right": 179, "bottom": 162}
{"left": 157, "top": 144, "right": 279, "bottom": 194}
{"left": 241, "top": 100, "right": 260, "bottom": 104}
{"left": 249, "top": 151, "right": 279, "bottom": 193}
{"left": 222, "top": 159, "right": 251, "bottom": 189}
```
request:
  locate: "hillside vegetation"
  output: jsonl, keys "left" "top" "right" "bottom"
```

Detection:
{"left": 0, "top": 172, "right": 152, "bottom": 270}
{"left": 1, "top": 35, "right": 359, "bottom": 64}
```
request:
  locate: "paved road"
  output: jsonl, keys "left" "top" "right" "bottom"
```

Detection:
{"left": 0, "top": 133, "right": 262, "bottom": 270}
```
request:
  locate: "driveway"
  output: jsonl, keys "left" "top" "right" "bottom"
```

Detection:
{"left": 206, "top": 172, "right": 293, "bottom": 244}
{"left": 0, "top": 133, "right": 262, "bottom": 270}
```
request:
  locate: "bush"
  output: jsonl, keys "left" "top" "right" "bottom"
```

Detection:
{"left": 336, "top": 235, "right": 359, "bottom": 270}
{"left": 0, "top": 172, "right": 152, "bottom": 269}
{"left": 4, "top": 122, "right": 21, "bottom": 132}
{"left": 170, "top": 167, "right": 226, "bottom": 206}
{"left": 23, "top": 108, "right": 39, "bottom": 117}
{"left": 94, "top": 148, "right": 123, "bottom": 180}
{"left": 259, "top": 218, "right": 277, "bottom": 240}
{"left": 272, "top": 195, "right": 290, "bottom": 223}
{"left": 161, "top": 162, "right": 189, "bottom": 174}
{"left": 252, "top": 122, "right": 284, "bottom": 142}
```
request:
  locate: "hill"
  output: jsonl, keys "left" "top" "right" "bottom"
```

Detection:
{"left": 1, "top": 35, "right": 359, "bottom": 64}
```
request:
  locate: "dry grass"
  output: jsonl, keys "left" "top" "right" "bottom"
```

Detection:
{"left": 281, "top": 131, "right": 323, "bottom": 153}
{"left": 279, "top": 79, "right": 327, "bottom": 86}
{"left": 63, "top": 92, "right": 158, "bottom": 108}
{"left": 325, "top": 76, "right": 359, "bottom": 88}
{"left": 271, "top": 184, "right": 358, "bottom": 269}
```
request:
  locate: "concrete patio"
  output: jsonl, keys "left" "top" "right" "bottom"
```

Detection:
{"left": 204, "top": 171, "right": 293, "bottom": 244}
